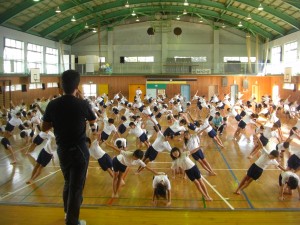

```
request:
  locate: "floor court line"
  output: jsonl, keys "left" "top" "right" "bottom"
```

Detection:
{"left": 0, "top": 169, "right": 61, "bottom": 200}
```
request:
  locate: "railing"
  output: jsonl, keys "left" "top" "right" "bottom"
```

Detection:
{"left": 0, "top": 57, "right": 299, "bottom": 76}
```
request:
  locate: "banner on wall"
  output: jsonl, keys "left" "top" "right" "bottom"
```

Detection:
{"left": 284, "top": 67, "right": 292, "bottom": 83}
{"left": 30, "top": 68, "right": 40, "bottom": 83}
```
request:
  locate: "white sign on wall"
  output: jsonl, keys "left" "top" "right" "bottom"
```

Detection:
{"left": 30, "top": 68, "right": 40, "bottom": 83}
{"left": 284, "top": 67, "right": 292, "bottom": 83}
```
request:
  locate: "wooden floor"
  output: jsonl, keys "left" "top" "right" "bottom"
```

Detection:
{"left": 0, "top": 108, "right": 300, "bottom": 224}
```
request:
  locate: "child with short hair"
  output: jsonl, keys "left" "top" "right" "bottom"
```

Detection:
{"left": 234, "top": 148, "right": 285, "bottom": 195}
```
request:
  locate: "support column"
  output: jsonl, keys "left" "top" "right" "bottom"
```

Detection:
{"left": 161, "top": 32, "right": 168, "bottom": 74}
{"left": 213, "top": 28, "right": 220, "bottom": 74}
{"left": 107, "top": 27, "right": 113, "bottom": 66}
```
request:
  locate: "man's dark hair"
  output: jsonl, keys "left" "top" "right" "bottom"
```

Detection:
{"left": 62, "top": 70, "right": 80, "bottom": 94}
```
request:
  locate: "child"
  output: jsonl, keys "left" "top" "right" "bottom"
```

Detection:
{"left": 85, "top": 136, "right": 113, "bottom": 178}
{"left": 234, "top": 148, "right": 285, "bottom": 195}
{"left": 106, "top": 143, "right": 158, "bottom": 198}
{"left": 128, "top": 121, "right": 150, "bottom": 148}
{"left": 26, "top": 132, "right": 56, "bottom": 184}
{"left": 278, "top": 171, "right": 300, "bottom": 200}
{"left": 99, "top": 112, "right": 119, "bottom": 143}
{"left": 0, "top": 136, "right": 16, "bottom": 164}
{"left": 152, "top": 172, "right": 171, "bottom": 206}
{"left": 170, "top": 147, "right": 212, "bottom": 201}
{"left": 183, "top": 130, "right": 216, "bottom": 175}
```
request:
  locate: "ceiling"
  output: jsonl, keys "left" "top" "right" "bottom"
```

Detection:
{"left": 0, "top": 0, "right": 299, "bottom": 44}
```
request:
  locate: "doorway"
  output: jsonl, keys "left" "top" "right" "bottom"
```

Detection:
{"left": 180, "top": 84, "right": 190, "bottom": 101}
{"left": 208, "top": 85, "right": 218, "bottom": 101}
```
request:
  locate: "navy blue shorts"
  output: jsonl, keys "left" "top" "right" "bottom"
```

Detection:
{"left": 208, "top": 129, "right": 217, "bottom": 138}
{"left": 5, "top": 123, "right": 14, "bottom": 132}
{"left": 153, "top": 123, "right": 161, "bottom": 132}
{"left": 188, "top": 123, "right": 196, "bottom": 131}
{"left": 247, "top": 163, "right": 263, "bottom": 180}
{"left": 191, "top": 149, "right": 205, "bottom": 160}
{"left": 112, "top": 157, "right": 127, "bottom": 172}
{"left": 139, "top": 133, "right": 148, "bottom": 142}
{"left": 144, "top": 145, "right": 158, "bottom": 161}
{"left": 163, "top": 127, "right": 175, "bottom": 137}
{"left": 155, "top": 112, "right": 162, "bottom": 119}
{"left": 100, "top": 131, "right": 109, "bottom": 141}
{"left": 185, "top": 165, "right": 201, "bottom": 181}
{"left": 274, "top": 120, "right": 281, "bottom": 128}
{"left": 1, "top": 138, "right": 10, "bottom": 149}
{"left": 37, "top": 148, "right": 53, "bottom": 167}
{"left": 240, "top": 111, "right": 246, "bottom": 117}
{"left": 33, "top": 135, "right": 44, "bottom": 145}
{"left": 259, "top": 135, "right": 269, "bottom": 146}
{"left": 238, "top": 120, "right": 246, "bottom": 129}
{"left": 98, "top": 153, "right": 113, "bottom": 171}
{"left": 235, "top": 114, "right": 242, "bottom": 121}
{"left": 118, "top": 124, "right": 127, "bottom": 134}
{"left": 287, "top": 154, "right": 300, "bottom": 170}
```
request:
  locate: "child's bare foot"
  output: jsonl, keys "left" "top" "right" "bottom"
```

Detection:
{"left": 204, "top": 196, "right": 213, "bottom": 201}
{"left": 247, "top": 155, "right": 253, "bottom": 159}
{"left": 208, "top": 171, "right": 217, "bottom": 176}
{"left": 234, "top": 190, "right": 241, "bottom": 195}
{"left": 10, "top": 161, "right": 16, "bottom": 165}
{"left": 26, "top": 180, "right": 33, "bottom": 184}
{"left": 111, "top": 193, "right": 119, "bottom": 198}
{"left": 121, "top": 179, "right": 125, "bottom": 186}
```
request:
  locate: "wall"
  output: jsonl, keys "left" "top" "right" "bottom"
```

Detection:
{"left": 71, "top": 21, "right": 259, "bottom": 71}
{"left": 1, "top": 74, "right": 298, "bottom": 106}
{"left": 0, "top": 26, "right": 71, "bottom": 73}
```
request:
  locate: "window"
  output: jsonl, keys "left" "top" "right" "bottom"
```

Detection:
{"left": 124, "top": 56, "right": 154, "bottom": 63}
{"left": 27, "top": 43, "right": 44, "bottom": 73}
{"left": 271, "top": 46, "right": 281, "bottom": 64}
{"left": 29, "top": 83, "right": 37, "bottom": 89}
{"left": 82, "top": 84, "right": 97, "bottom": 97}
{"left": 223, "top": 57, "right": 256, "bottom": 63}
{"left": 47, "top": 82, "right": 58, "bottom": 88}
{"left": 3, "top": 38, "right": 24, "bottom": 73}
{"left": 283, "top": 83, "right": 295, "bottom": 90}
{"left": 284, "top": 41, "right": 298, "bottom": 63}
{"left": 99, "top": 57, "right": 106, "bottom": 63}
{"left": 173, "top": 56, "right": 207, "bottom": 63}
{"left": 45, "top": 47, "right": 58, "bottom": 74}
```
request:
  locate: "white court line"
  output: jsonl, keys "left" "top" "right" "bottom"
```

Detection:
{"left": 0, "top": 169, "right": 61, "bottom": 200}
{"left": 0, "top": 145, "right": 30, "bottom": 161}
{"left": 201, "top": 176, "right": 235, "bottom": 210}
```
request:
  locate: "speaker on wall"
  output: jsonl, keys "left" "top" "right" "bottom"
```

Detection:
{"left": 120, "top": 56, "right": 125, "bottom": 64}
{"left": 221, "top": 77, "right": 228, "bottom": 87}
{"left": 42, "top": 83, "right": 46, "bottom": 90}
{"left": 57, "top": 82, "right": 60, "bottom": 88}
{"left": 21, "top": 84, "right": 27, "bottom": 92}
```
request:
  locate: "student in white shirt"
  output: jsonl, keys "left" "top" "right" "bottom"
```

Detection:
{"left": 183, "top": 130, "right": 216, "bottom": 175}
{"left": 234, "top": 148, "right": 285, "bottom": 195}
{"left": 152, "top": 172, "right": 171, "bottom": 206}
{"left": 86, "top": 136, "right": 114, "bottom": 178}
{"left": 170, "top": 147, "right": 212, "bottom": 201}
{"left": 106, "top": 143, "right": 158, "bottom": 198}
{"left": 278, "top": 171, "right": 300, "bottom": 200}
{"left": 26, "top": 132, "right": 56, "bottom": 184}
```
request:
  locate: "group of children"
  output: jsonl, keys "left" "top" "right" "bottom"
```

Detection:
{"left": 1, "top": 88, "right": 300, "bottom": 206}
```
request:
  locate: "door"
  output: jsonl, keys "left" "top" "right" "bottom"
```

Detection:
{"left": 208, "top": 85, "right": 218, "bottom": 102}
{"left": 252, "top": 84, "right": 259, "bottom": 102}
{"left": 128, "top": 84, "right": 146, "bottom": 102}
{"left": 180, "top": 84, "right": 190, "bottom": 101}
{"left": 230, "top": 84, "right": 238, "bottom": 105}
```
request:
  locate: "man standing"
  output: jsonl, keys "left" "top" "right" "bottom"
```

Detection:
{"left": 42, "top": 70, "right": 96, "bottom": 225}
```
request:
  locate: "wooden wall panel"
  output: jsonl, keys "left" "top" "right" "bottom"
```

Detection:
{"left": 1, "top": 74, "right": 299, "bottom": 106}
